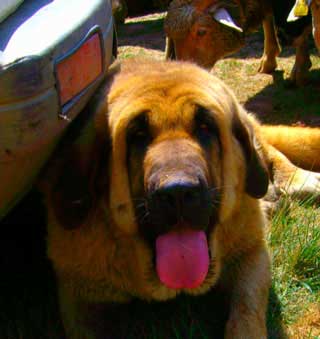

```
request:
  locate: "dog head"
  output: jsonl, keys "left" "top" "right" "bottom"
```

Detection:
{"left": 42, "top": 59, "right": 268, "bottom": 302}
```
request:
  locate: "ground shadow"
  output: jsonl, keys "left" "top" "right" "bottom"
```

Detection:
{"left": 117, "top": 16, "right": 166, "bottom": 52}
{"left": 267, "top": 287, "right": 289, "bottom": 339}
{"left": 230, "top": 37, "right": 318, "bottom": 62}
{"left": 0, "top": 190, "right": 64, "bottom": 339}
{"left": 244, "top": 68, "right": 320, "bottom": 126}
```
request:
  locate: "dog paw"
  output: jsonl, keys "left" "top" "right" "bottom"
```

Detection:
{"left": 282, "top": 169, "right": 320, "bottom": 198}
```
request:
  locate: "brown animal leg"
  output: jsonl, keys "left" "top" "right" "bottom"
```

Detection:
{"left": 311, "top": 0, "right": 320, "bottom": 50}
{"left": 258, "top": 15, "right": 281, "bottom": 74}
{"left": 224, "top": 246, "right": 270, "bottom": 339}
{"left": 165, "top": 37, "right": 176, "bottom": 60}
{"left": 290, "top": 26, "right": 312, "bottom": 86}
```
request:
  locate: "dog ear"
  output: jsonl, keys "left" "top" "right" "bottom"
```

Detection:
{"left": 38, "top": 84, "right": 111, "bottom": 230}
{"left": 232, "top": 112, "right": 269, "bottom": 199}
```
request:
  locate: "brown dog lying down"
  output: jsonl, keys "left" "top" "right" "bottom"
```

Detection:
{"left": 39, "top": 59, "right": 320, "bottom": 339}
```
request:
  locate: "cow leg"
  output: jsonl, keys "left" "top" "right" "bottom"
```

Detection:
{"left": 165, "top": 37, "right": 176, "bottom": 60}
{"left": 290, "top": 25, "right": 312, "bottom": 86}
{"left": 258, "top": 14, "right": 281, "bottom": 74}
{"left": 311, "top": 0, "right": 320, "bottom": 51}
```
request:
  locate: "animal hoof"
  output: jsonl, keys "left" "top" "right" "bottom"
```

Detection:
{"left": 258, "top": 56, "right": 277, "bottom": 74}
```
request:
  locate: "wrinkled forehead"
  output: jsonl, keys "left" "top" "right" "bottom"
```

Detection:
{"left": 108, "top": 67, "right": 236, "bottom": 132}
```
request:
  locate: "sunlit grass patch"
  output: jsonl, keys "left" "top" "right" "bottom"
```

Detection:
{"left": 268, "top": 196, "right": 320, "bottom": 336}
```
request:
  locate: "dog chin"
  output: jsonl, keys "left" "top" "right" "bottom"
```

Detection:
{"left": 145, "top": 246, "right": 219, "bottom": 302}
{"left": 147, "top": 263, "right": 219, "bottom": 302}
{"left": 137, "top": 224, "right": 220, "bottom": 301}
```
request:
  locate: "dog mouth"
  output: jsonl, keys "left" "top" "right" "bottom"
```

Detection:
{"left": 135, "top": 201, "right": 219, "bottom": 291}
{"left": 155, "top": 228, "right": 209, "bottom": 289}
{"left": 134, "top": 180, "right": 219, "bottom": 291}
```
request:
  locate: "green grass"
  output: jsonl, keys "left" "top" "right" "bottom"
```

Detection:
{"left": 269, "top": 197, "right": 320, "bottom": 323}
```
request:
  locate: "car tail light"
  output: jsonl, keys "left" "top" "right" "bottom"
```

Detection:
{"left": 56, "top": 31, "right": 103, "bottom": 106}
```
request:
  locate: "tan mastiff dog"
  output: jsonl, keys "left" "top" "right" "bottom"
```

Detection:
{"left": 39, "top": 59, "right": 320, "bottom": 339}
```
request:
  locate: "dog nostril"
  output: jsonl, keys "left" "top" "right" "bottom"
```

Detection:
{"left": 184, "top": 190, "right": 199, "bottom": 204}
{"left": 147, "top": 181, "right": 213, "bottom": 230}
{"left": 158, "top": 192, "right": 176, "bottom": 205}
{"left": 154, "top": 184, "right": 202, "bottom": 209}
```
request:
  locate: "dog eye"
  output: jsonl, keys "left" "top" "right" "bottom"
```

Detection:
{"left": 194, "top": 107, "right": 219, "bottom": 146}
{"left": 130, "top": 129, "right": 150, "bottom": 145}
{"left": 197, "top": 28, "right": 207, "bottom": 37}
{"left": 196, "top": 123, "right": 213, "bottom": 144}
{"left": 199, "top": 123, "right": 210, "bottom": 135}
{"left": 127, "top": 114, "right": 151, "bottom": 148}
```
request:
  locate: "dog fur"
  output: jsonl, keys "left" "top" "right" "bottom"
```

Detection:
{"left": 39, "top": 59, "right": 320, "bottom": 339}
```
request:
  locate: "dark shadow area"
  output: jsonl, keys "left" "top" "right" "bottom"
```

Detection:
{"left": 125, "top": 1, "right": 169, "bottom": 16}
{"left": 244, "top": 68, "right": 320, "bottom": 126}
{"left": 105, "top": 286, "right": 288, "bottom": 339}
{"left": 228, "top": 31, "right": 318, "bottom": 61}
{"left": 0, "top": 190, "right": 64, "bottom": 339}
{"left": 97, "top": 289, "right": 229, "bottom": 339}
{"left": 117, "top": 16, "right": 166, "bottom": 51}
{"left": 267, "top": 287, "right": 289, "bottom": 339}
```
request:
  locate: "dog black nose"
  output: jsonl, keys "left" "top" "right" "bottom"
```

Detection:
{"left": 155, "top": 183, "right": 202, "bottom": 211}
{"left": 148, "top": 181, "right": 212, "bottom": 229}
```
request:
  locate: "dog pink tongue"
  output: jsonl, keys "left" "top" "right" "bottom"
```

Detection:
{"left": 156, "top": 230, "right": 209, "bottom": 289}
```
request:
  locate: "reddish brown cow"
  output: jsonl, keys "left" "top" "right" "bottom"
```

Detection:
{"left": 165, "top": 0, "right": 312, "bottom": 85}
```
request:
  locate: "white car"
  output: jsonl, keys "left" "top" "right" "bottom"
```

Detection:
{"left": 0, "top": 0, "right": 117, "bottom": 219}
